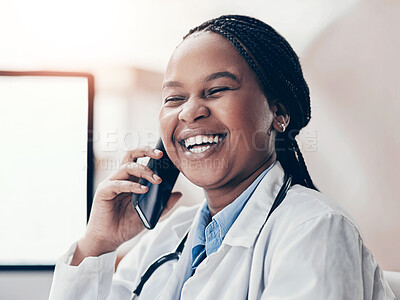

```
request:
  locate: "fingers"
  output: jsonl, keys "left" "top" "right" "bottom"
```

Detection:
{"left": 101, "top": 180, "right": 149, "bottom": 198}
{"left": 120, "top": 146, "right": 163, "bottom": 166}
{"left": 99, "top": 146, "right": 165, "bottom": 201}
{"left": 110, "top": 161, "right": 162, "bottom": 184}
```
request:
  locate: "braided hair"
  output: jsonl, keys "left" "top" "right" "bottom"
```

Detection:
{"left": 183, "top": 15, "right": 317, "bottom": 190}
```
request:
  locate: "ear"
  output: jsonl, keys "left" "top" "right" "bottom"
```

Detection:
{"left": 271, "top": 102, "right": 290, "bottom": 133}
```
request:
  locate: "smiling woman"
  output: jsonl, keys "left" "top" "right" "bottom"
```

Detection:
{"left": 49, "top": 15, "right": 395, "bottom": 300}
{"left": 160, "top": 32, "right": 276, "bottom": 215}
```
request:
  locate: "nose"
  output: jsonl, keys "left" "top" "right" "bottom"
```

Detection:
{"left": 178, "top": 97, "right": 210, "bottom": 123}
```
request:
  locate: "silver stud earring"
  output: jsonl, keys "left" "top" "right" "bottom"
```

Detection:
{"left": 278, "top": 123, "right": 286, "bottom": 132}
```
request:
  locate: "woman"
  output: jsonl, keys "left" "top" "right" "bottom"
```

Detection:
{"left": 49, "top": 15, "right": 395, "bottom": 299}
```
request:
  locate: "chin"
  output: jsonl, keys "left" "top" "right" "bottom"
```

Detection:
{"left": 181, "top": 166, "right": 228, "bottom": 188}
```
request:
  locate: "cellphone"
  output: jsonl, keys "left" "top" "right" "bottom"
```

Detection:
{"left": 131, "top": 139, "right": 180, "bottom": 229}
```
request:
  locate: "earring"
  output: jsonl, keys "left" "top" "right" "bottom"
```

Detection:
{"left": 278, "top": 123, "right": 286, "bottom": 132}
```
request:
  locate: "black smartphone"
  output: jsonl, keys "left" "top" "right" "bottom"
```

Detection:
{"left": 131, "top": 139, "right": 180, "bottom": 229}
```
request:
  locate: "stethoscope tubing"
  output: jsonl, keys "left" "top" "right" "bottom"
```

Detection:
{"left": 132, "top": 233, "right": 188, "bottom": 296}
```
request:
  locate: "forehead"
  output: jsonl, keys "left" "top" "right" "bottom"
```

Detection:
{"left": 164, "top": 32, "right": 252, "bottom": 82}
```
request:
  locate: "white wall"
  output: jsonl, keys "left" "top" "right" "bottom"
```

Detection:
{"left": 301, "top": 0, "right": 400, "bottom": 270}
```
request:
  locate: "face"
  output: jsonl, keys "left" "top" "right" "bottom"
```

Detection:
{"left": 159, "top": 32, "right": 276, "bottom": 191}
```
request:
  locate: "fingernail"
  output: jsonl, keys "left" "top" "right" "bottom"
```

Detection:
{"left": 140, "top": 185, "right": 147, "bottom": 190}
{"left": 154, "top": 149, "right": 162, "bottom": 155}
{"left": 153, "top": 174, "right": 161, "bottom": 181}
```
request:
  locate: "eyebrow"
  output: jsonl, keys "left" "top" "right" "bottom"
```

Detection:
{"left": 162, "top": 81, "right": 183, "bottom": 90}
{"left": 162, "top": 71, "right": 240, "bottom": 90}
{"left": 205, "top": 71, "right": 240, "bottom": 83}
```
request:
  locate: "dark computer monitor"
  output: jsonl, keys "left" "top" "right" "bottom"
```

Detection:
{"left": 0, "top": 71, "right": 94, "bottom": 270}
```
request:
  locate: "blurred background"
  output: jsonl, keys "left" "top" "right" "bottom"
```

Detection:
{"left": 0, "top": 0, "right": 399, "bottom": 298}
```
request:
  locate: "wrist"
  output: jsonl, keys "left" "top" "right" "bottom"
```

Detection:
{"left": 70, "top": 235, "right": 117, "bottom": 266}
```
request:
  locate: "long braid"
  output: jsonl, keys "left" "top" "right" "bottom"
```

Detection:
{"left": 184, "top": 15, "right": 317, "bottom": 190}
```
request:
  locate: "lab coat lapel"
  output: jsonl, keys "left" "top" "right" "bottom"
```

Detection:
{"left": 171, "top": 216, "right": 195, "bottom": 240}
{"left": 156, "top": 203, "right": 205, "bottom": 300}
{"left": 223, "top": 162, "right": 285, "bottom": 248}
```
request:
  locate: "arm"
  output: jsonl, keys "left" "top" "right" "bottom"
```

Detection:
{"left": 261, "top": 213, "right": 389, "bottom": 300}
{"left": 48, "top": 243, "right": 117, "bottom": 300}
{"left": 48, "top": 146, "right": 182, "bottom": 300}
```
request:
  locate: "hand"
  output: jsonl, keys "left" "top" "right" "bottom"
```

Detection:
{"left": 71, "top": 146, "right": 182, "bottom": 265}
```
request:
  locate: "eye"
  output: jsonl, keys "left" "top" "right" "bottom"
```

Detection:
{"left": 164, "top": 96, "right": 186, "bottom": 103}
{"left": 205, "top": 86, "right": 231, "bottom": 97}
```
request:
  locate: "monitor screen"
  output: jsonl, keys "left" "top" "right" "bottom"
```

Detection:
{"left": 0, "top": 72, "right": 94, "bottom": 269}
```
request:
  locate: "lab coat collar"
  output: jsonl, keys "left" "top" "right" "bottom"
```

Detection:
{"left": 222, "top": 161, "right": 285, "bottom": 248}
{"left": 171, "top": 215, "right": 196, "bottom": 240}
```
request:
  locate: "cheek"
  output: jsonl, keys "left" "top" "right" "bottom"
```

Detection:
{"left": 224, "top": 97, "right": 272, "bottom": 151}
{"left": 158, "top": 108, "right": 178, "bottom": 156}
{"left": 226, "top": 97, "right": 270, "bottom": 130}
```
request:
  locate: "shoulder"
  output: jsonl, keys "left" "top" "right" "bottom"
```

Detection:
{"left": 274, "top": 184, "right": 358, "bottom": 231}
{"left": 258, "top": 185, "right": 367, "bottom": 266}
{"left": 255, "top": 186, "right": 393, "bottom": 299}
{"left": 264, "top": 184, "right": 362, "bottom": 246}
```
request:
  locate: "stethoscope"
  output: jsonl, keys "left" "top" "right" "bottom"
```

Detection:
{"left": 132, "top": 173, "right": 293, "bottom": 298}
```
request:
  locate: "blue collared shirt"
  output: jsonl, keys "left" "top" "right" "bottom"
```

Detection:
{"left": 190, "top": 161, "right": 276, "bottom": 272}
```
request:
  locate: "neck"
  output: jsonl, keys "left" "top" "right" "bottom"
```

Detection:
{"left": 204, "top": 153, "right": 276, "bottom": 217}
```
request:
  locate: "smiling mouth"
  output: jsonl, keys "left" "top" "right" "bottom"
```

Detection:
{"left": 178, "top": 133, "right": 227, "bottom": 154}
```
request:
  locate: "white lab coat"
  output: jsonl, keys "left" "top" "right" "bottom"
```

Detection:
{"left": 49, "top": 162, "right": 396, "bottom": 300}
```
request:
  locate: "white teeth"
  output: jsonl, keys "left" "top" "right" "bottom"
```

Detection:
{"left": 213, "top": 135, "right": 219, "bottom": 143}
{"left": 202, "top": 136, "right": 209, "bottom": 144}
{"left": 183, "top": 134, "right": 223, "bottom": 150}
{"left": 195, "top": 135, "right": 202, "bottom": 145}
{"left": 189, "top": 145, "right": 211, "bottom": 153}
{"left": 185, "top": 137, "right": 195, "bottom": 148}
